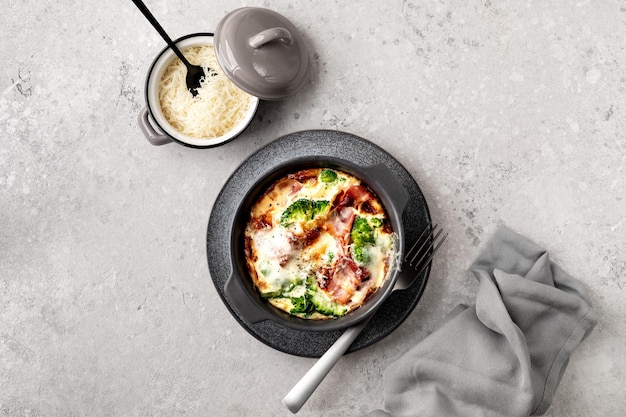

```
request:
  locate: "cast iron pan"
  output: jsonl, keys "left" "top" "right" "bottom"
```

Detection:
{"left": 207, "top": 130, "right": 431, "bottom": 357}
{"left": 225, "top": 156, "right": 408, "bottom": 332}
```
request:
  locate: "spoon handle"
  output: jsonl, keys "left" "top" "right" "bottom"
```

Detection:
{"left": 281, "top": 317, "right": 370, "bottom": 414}
{"left": 131, "top": 0, "right": 189, "bottom": 65}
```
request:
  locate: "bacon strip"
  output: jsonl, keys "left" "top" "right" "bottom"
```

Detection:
{"left": 289, "top": 169, "right": 319, "bottom": 183}
{"left": 271, "top": 177, "right": 303, "bottom": 196}
{"left": 334, "top": 185, "right": 374, "bottom": 208}
{"left": 318, "top": 185, "right": 378, "bottom": 303}
{"left": 322, "top": 257, "right": 369, "bottom": 304}
{"left": 325, "top": 206, "right": 356, "bottom": 245}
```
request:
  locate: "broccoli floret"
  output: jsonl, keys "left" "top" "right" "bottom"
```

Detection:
{"left": 290, "top": 294, "right": 315, "bottom": 316}
{"left": 288, "top": 277, "right": 349, "bottom": 317}
{"left": 260, "top": 289, "right": 283, "bottom": 299}
{"left": 310, "top": 289, "right": 349, "bottom": 317}
{"left": 352, "top": 245, "right": 370, "bottom": 264}
{"left": 320, "top": 169, "right": 338, "bottom": 183}
{"left": 351, "top": 217, "right": 376, "bottom": 265}
{"left": 370, "top": 218, "right": 383, "bottom": 228}
{"left": 280, "top": 198, "right": 330, "bottom": 227}
{"left": 260, "top": 277, "right": 302, "bottom": 299}
{"left": 351, "top": 217, "right": 375, "bottom": 246}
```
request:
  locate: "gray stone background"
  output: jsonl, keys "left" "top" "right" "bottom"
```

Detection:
{"left": 1, "top": 0, "right": 624, "bottom": 416}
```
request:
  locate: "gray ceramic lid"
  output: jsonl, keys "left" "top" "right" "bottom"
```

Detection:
{"left": 214, "top": 7, "right": 310, "bottom": 101}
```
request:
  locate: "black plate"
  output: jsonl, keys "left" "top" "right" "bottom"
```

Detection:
{"left": 206, "top": 130, "right": 431, "bottom": 357}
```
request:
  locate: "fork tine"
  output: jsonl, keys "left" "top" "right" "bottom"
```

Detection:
{"left": 394, "top": 224, "right": 447, "bottom": 291}
{"left": 412, "top": 228, "right": 447, "bottom": 276}
{"left": 406, "top": 224, "right": 447, "bottom": 270}
{"left": 404, "top": 223, "right": 436, "bottom": 264}
{"left": 406, "top": 224, "right": 440, "bottom": 265}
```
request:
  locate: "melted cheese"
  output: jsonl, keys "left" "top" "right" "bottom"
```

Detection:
{"left": 244, "top": 168, "right": 396, "bottom": 320}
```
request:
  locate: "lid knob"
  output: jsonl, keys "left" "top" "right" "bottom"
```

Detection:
{"left": 249, "top": 27, "right": 293, "bottom": 48}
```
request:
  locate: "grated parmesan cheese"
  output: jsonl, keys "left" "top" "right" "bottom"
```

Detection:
{"left": 158, "top": 45, "right": 253, "bottom": 139}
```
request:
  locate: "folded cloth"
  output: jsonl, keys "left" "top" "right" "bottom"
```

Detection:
{"left": 366, "top": 225, "right": 597, "bottom": 417}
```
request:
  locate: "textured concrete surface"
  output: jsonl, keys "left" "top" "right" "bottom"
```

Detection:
{"left": 1, "top": 0, "right": 624, "bottom": 416}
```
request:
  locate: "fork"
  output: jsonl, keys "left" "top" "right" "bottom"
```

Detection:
{"left": 282, "top": 224, "right": 447, "bottom": 413}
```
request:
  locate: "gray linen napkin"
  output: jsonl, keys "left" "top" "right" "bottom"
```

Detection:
{"left": 367, "top": 225, "right": 597, "bottom": 417}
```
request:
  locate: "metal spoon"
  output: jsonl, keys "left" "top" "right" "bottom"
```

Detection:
{"left": 131, "top": 0, "right": 205, "bottom": 96}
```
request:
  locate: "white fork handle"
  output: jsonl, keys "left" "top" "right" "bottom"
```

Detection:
{"left": 282, "top": 318, "right": 370, "bottom": 413}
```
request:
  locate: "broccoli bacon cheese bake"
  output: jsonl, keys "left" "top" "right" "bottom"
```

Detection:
{"left": 243, "top": 168, "right": 397, "bottom": 320}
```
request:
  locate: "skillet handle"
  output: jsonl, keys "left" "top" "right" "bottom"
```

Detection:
{"left": 365, "top": 163, "right": 410, "bottom": 213}
{"left": 224, "top": 271, "right": 272, "bottom": 324}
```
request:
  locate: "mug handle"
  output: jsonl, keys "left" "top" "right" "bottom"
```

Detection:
{"left": 137, "top": 107, "right": 172, "bottom": 146}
